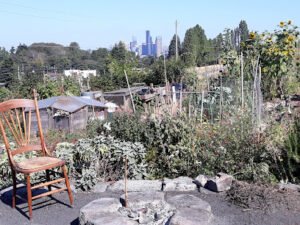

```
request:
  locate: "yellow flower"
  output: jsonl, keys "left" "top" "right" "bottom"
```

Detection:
{"left": 249, "top": 32, "right": 256, "bottom": 39}
{"left": 287, "top": 35, "right": 295, "bottom": 42}
{"left": 262, "top": 67, "right": 268, "bottom": 73}
{"left": 279, "top": 21, "right": 285, "bottom": 27}
{"left": 282, "top": 51, "right": 288, "bottom": 56}
{"left": 288, "top": 20, "right": 292, "bottom": 25}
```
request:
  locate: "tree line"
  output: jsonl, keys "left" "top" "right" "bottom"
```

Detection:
{"left": 0, "top": 20, "right": 249, "bottom": 99}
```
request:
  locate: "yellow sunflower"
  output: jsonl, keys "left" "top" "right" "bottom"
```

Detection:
{"left": 287, "top": 35, "right": 295, "bottom": 42}
{"left": 249, "top": 32, "right": 256, "bottom": 39}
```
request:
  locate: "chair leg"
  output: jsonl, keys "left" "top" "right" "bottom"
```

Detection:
{"left": 46, "top": 170, "right": 52, "bottom": 192}
{"left": 25, "top": 174, "right": 32, "bottom": 220}
{"left": 62, "top": 166, "right": 73, "bottom": 206}
{"left": 12, "top": 170, "right": 17, "bottom": 208}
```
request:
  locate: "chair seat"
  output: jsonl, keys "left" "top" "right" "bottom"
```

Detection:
{"left": 15, "top": 156, "right": 65, "bottom": 173}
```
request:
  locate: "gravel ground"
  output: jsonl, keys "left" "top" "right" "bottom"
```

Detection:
{"left": 1, "top": 186, "right": 300, "bottom": 225}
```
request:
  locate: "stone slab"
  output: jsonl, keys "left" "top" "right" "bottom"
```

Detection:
{"left": 163, "top": 176, "right": 197, "bottom": 191}
{"left": 120, "top": 191, "right": 165, "bottom": 209}
{"left": 169, "top": 208, "right": 213, "bottom": 225}
{"left": 166, "top": 194, "right": 211, "bottom": 212}
{"left": 79, "top": 198, "right": 122, "bottom": 225}
{"left": 107, "top": 180, "right": 162, "bottom": 192}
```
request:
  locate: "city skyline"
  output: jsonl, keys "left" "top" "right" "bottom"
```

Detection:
{"left": 1, "top": 0, "right": 300, "bottom": 50}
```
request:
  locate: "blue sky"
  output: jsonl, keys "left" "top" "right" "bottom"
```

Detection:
{"left": 0, "top": 0, "right": 299, "bottom": 50}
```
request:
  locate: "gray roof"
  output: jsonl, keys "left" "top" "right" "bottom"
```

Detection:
{"left": 103, "top": 86, "right": 146, "bottom": 96}
{"left": 38, "top": 96, "right": 106, "bottom": 113}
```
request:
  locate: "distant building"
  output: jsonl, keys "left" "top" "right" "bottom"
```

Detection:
{"left": 141, "top": 43, "right": 148, "bottom": 56}
{"left": 155, "top": 36, "right": 162, "bottom": 57}
{"left": 64, "top": 69, "right": 96, "bottom": 78}
{"left": 146, "top": 30, "right": 152, "bottom": 56}
{"left": 130, "top": 37, "right": 139, "bottom": 56}
{"left": 130, "top": 31, "right": 163, "bottom": 57}
{"left": 141, "top": 30, "right": 162, "bottom": 57}
{"left": 31, "top": 96, "right": 107, "bottom": 133}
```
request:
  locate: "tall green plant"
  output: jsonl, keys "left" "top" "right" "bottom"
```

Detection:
{"left": 285, "top": 117, "right": 300, "bottom": 182}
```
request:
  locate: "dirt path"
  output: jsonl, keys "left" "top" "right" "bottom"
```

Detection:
{"left": 0, "top": 186, "right": 300, "bottom": 225}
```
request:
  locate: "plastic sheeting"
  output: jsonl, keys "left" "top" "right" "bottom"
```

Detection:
{"left": 38, "top": 96, "right": 106, "bottom": 113}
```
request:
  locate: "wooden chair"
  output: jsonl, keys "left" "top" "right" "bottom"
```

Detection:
{"left": 0, "top": 90, "right": 73, "bottom": 220}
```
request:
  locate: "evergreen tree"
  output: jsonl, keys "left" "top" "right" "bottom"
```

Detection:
{"left": 0, "top": 58, "right": 16, "bottom": 87}
{"left": 182, "top": 24, "right": 209, "bottom": 66}
{"left": 111, "top": 41, "right": 127, "bottom": 62}
{"left": 168, "top": 35, "right": 181, "bottom": 58}
{"left": 239, "top": 20, "right": 249, "bottom": 43}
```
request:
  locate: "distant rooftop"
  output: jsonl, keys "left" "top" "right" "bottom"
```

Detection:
{"left": 103, "top": 86, "right": 146, "bottom": 96}
{"left": 38, "top": 96, "right": 106, "bottom": 113}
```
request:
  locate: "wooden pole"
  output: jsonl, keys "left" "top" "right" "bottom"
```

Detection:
{"left": 258, "top": 66, "right": 262, "bottom": 126}
{"left": 200, "top": 90, "right": 204, "bottom": 124}
{"left": 179, "top": 76, "right": 184, "bottom": 113}
{"left": 188, "top": 95, "right": 191, "bottom": 118}
{"left": 219, "top": 75, "right": 223, "bottom": 122}
{"left": 124, "top": 156, "right": 128, "bottom": 208}
{"left": 163, "top": 53, "right": 168, "bottom": 90}
{"left": 175, "top": 20, "right": 178, "bottom": 61}
{"left": 124, "top": 70, "right": 136, "bottom": 113}
{"left": 241, "top": 52, "right": 244, "bottom": 108}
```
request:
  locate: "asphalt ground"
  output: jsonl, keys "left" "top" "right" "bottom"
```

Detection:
{"left": 1, "top": 186, "right": 300, "bottom": 225}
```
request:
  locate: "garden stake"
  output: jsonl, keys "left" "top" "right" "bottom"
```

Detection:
{"left": 124, "top": 155, "right": 128, "bottom": 208}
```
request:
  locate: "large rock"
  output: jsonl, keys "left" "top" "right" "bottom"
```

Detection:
{"left": 120, "top": 191, "right": 165, "bottom": 209}
{"left": 81, "top": 212, "right": 138, "bottom": 225}
{"left": 163, "top": 177, "right": 197, "bottom": 191}
{"left": 169, "top": 208, "right": 213, "bottom": 225}
{"left": 278, "top": 183, "right": 300, "bottom": 192}
{"left": 107, "top": 180, "right": 162, "bottom": 192}
{"left": 194, "top": 174, "right": 208, "bottom": 187}
{"left": 93, "top": 182, "right": 109, "bottom": 193}
{"left": 79, "top": 198, "right": 122, "bottom": 225}
{"left": 166, "top": 194, "right": 211, "bottom": 213}
{"left": 205, "top": 173, "right": 233, "bottom": 192}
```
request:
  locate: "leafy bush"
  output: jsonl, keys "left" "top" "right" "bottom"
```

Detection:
{"left": 283, "top": 117, "right": 300, "bottom": 182}
{"left": 55, "top": 135, "right": 147, "bottom": 190}
{"left": 86, "top": 112, "right": 274, "bottom": 182}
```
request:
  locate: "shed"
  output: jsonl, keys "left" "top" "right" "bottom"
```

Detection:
{"left": 30, "top": 96, "right": 107, "bottom": 133}
{"left": 102, "top": 86, "right": 146, "bottom": 112}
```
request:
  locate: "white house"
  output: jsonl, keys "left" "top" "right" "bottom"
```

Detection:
{"left": 64, "top": 69, "right": 96, "bottom": 78}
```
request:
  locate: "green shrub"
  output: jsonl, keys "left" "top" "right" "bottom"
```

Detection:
{"left": 86, "top": 112, "right": 274, "bottom": 182}
{"left": 55, "top": 135, "right": 147, "bottom": 190}
{"left": 284, "top": 117, "right": 300, "bottom": 182}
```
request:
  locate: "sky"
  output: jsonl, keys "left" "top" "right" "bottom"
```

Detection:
{"left": 0, "top": 0, "right": 299, "bottom": 50}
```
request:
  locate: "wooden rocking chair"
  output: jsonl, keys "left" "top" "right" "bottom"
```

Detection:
{"left": 0, "top": 90, "right": 73, "bottom": 220}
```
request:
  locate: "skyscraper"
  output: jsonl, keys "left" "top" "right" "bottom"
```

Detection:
{"left": 139, "top": 30, "right": 162, "bottom": 57}
{"left": 155, "top": 36, "right": 162, "bottom": 57}
{"left": 129, "top": 37, "right": 138, "bottom": 55}
{"left": 146, "top": 30, "right": 152, "bottom": 56}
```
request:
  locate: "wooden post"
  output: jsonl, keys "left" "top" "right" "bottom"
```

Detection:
{"left": 188, "top": 95, "right": 191, "bottom": 118}
{"left": 200, "top": 91, "right": 204, "bottom": 124}
{"left": 175, "top": 20, "right": 178, "bottom": 61}
{"left": 124, "top": 156, "right": 128, "bottom": 208}
{"left": 219, "top": 76, "right": 223, "bottom": 122}
{"left": 163, "top": 53, "right": 168, "bottom": 89}
{"left": 124, "top": 70, "right": 136, "bottom": 113}
{"left": 258, "top": 66, "right": 262, "bottom": 126}
{"left": 241, "top": 52, "right": 244, "bottom": 109}
{"left": 179, "top": 88, "right": 183, "bottom": 113}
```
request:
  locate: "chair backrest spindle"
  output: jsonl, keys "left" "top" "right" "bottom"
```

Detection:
{"left": 0, "top": 91, "right": 48, "bottom": 165}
